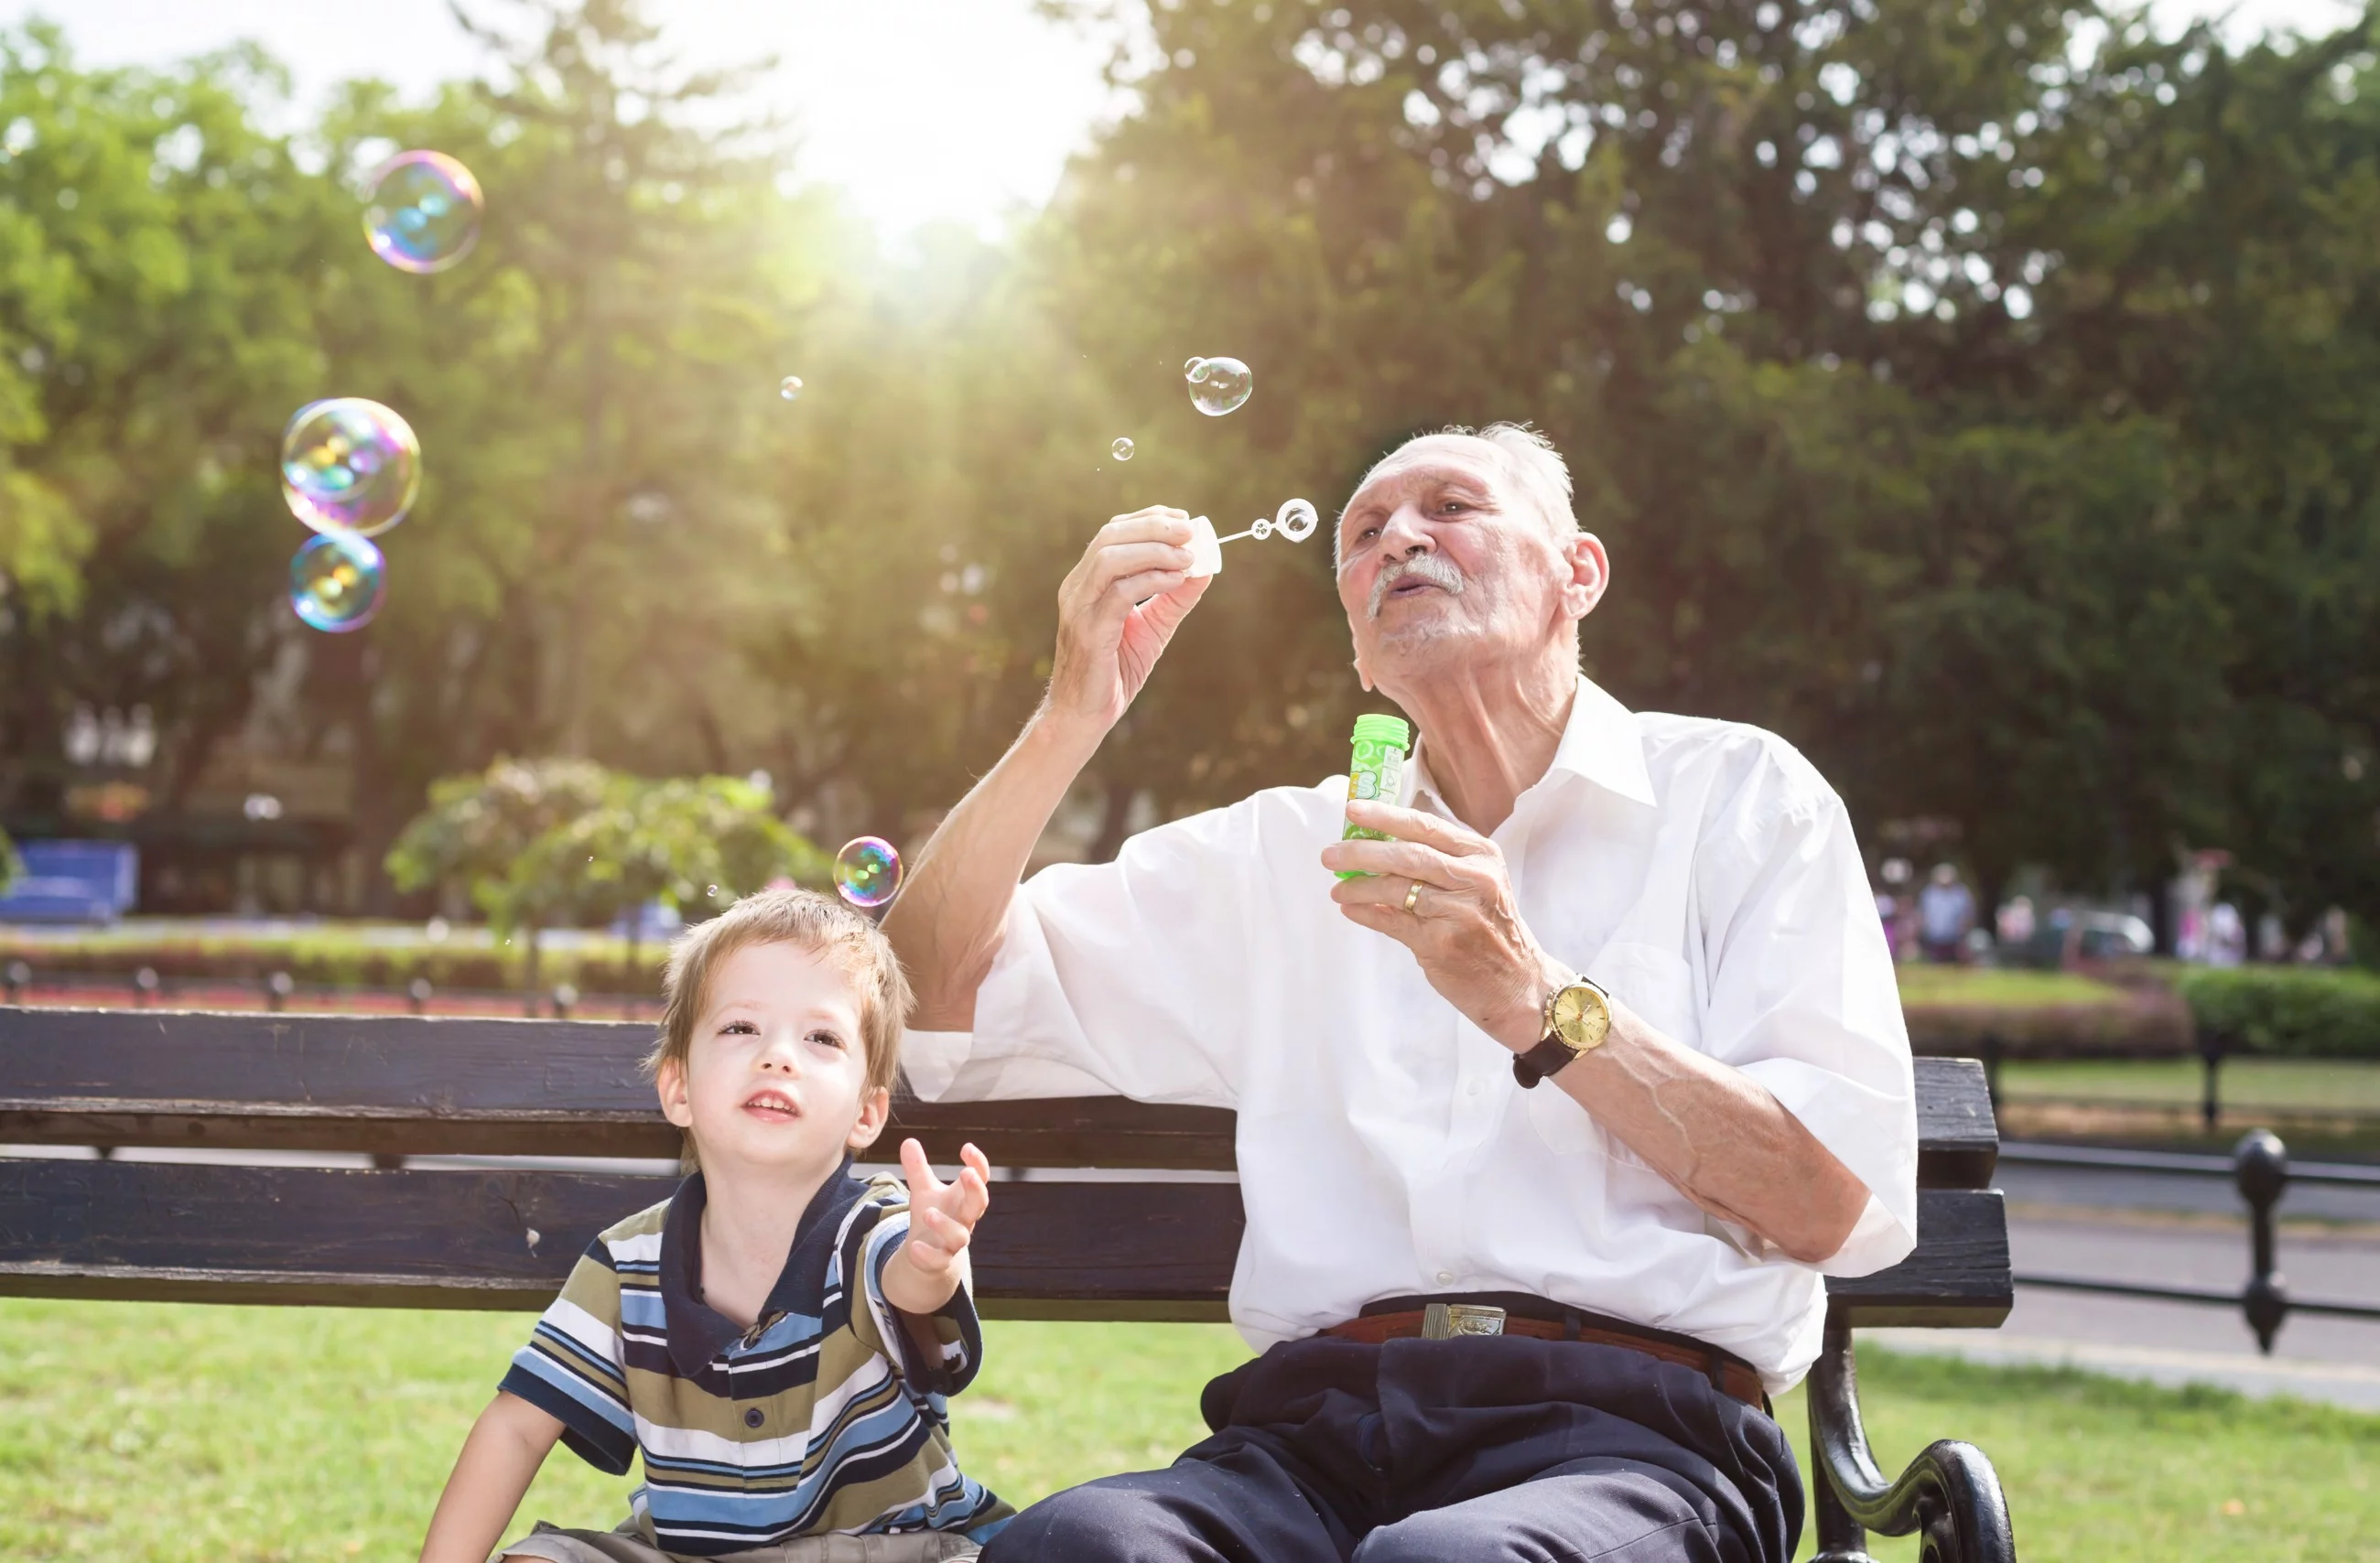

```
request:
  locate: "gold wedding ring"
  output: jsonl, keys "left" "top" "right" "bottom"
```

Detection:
{"left": 1403, "top": 879, "right": 1424, "bottom": 914}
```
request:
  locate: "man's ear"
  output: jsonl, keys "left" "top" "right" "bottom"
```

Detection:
{"left": 848, "top": 1084, "right": 891, "bottom": 1152}
{"left": 657, "top": 1054, "right": 695, "bottom": 1132}
{"left": 1566, "top": 532, "right": 1611, "bottom": 621}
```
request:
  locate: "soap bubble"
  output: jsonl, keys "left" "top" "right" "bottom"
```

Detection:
{"left": 780, "top": 376, "right": 803, "bottom": 401}
{"left": 362, "top": 150, "right": 483, "bottom": 275}
{"left": 1111, "top": 437, "right": 1135, "bottom": 461}
{"left": 280, "top": 398, "right": 422, "bottom": 537}
{"left": 289, "top": 533, "right": 385, "bottom": 632}
{"left": 1184, "top": 357, "right": 1206, "bottom": 378}
{"left": 834, "top": 836, "right": 903, "bottom": 910}
{"left": 1186, "top": 356, "right": 1251, "bottom": 416}
{"left": 1275, "top": 497, "right": 1319, "bottom": 542}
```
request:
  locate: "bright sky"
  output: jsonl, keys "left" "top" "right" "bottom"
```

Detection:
{"left": 3, "top": 0, "right": 1129, "bottom": 235}
{"left": 1, "top": 0, "right": 2363, "bottom": 234}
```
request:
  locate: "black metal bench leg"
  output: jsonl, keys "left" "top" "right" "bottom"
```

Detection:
{"left": 1806, "top": 1322, "right": 2018, "bottom": 1563}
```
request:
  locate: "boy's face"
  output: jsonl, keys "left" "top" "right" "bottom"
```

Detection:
{"left": 657, "top": 940, "right": 890, "bottom": 1179}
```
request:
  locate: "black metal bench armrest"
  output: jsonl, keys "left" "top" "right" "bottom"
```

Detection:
{"left": 1806, "top": 1323, "right": 2016, "bottom": 1563}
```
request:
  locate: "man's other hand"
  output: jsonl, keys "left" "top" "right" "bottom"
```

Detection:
{"left": 1322, "top": 799, "right": 1568, "bottom": 1052}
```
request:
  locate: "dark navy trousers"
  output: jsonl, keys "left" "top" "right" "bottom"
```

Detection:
{"left": 981, "top": 1334, "right": 1800, "bottom": 1563}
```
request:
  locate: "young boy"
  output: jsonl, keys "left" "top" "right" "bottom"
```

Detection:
{"left": 420, "top": 889, "right": 1011, "bottom": 1563}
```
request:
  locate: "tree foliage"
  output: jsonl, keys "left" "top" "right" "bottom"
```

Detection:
{"left": 5, "top": 0, "right": 2380, "bottom": 943}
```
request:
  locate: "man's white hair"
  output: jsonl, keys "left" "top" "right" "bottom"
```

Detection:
{"left": 1336, "top": 421, "right": 1580, "bottom": 572}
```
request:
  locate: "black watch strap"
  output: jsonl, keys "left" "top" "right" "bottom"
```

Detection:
{"left": 1511, "top": 1032, "right": 1581, "bottom": 1090}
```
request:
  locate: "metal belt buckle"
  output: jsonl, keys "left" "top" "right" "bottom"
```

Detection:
{"left": 1422, "top": 1302, "right": 1506, "bottom": 1340}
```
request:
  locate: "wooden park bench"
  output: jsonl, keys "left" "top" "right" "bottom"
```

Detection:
{"left": 0, "top": 1007, "right": 2017, "bottom": 1562}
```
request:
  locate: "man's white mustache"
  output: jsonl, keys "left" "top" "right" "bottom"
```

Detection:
{"left": 1368, "top": 555, "right": 1467, "bottom": 620}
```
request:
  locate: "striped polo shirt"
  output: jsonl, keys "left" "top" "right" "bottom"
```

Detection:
{"left": 501, "top": 1160, "right": 1012, "bottom": 1557}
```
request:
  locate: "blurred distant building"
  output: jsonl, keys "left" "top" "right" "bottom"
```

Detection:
{"left": 0, "top": 695, "right": 363, "bottom": 918}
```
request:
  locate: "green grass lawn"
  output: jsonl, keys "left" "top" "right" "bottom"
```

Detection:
{"left": 1894, "top": 966, "right": 2128, "bottom": 1008}
{"left": 1, "top": 1302, "right": 2374, "bottom": 1561}
{"left": 1999, "top": 1055, "right": 2380, "bottom": 1113}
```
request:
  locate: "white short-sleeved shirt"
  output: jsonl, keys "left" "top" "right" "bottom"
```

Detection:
{"left": 905, "top": 677, "right": 1917, "bottom": 1390}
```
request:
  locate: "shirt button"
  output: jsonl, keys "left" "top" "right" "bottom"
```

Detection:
{"left": 743, "top": 1407, "right": 763, "bottom": 1429}
{"left": 1434, "top": 1269, "right": 1455, "bottom": 1285}
{"left": 1465, "top": 1080, "right": 1482, "bottom": 1096}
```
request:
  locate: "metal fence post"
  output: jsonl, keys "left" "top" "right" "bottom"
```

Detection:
{"left": 133, "top": 966, "right": 159, "bottom": 1008}
{"left": 407, "top": 976, "right": 434, "bottom": 1015}
{"left": 551, "top": 983, "right": 578, "bottom": 1019}
{"left": 2198, "top": 1028, "right": 2228, "bottom": 1133}
{"left": 2234, "top": 1129, "right": 2289, "bottom": 1353}
{"left": 3, "top": 960, "right": 27, "bottom": 1004}
{"left": 265, "top": 971, "right": 294, "bottom": 1013}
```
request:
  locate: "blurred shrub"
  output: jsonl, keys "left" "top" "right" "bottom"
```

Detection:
{"left": 2179, "top": 966, "right": 2380, "bottom": 1059}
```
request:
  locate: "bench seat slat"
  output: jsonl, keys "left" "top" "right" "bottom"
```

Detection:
{"left": 0, "top": 1159, "right": 2007, "bottom": 1329}
{"left": 0, "top": 1010, "right": 1996, "bottom": 1187}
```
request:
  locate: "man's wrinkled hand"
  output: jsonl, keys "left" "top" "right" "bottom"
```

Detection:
{"left": 1044, "top": 508, "right": 1211, "bottom": 740}
{"left": 1321, "top": 800, "right": 1569, "bottom": 1052}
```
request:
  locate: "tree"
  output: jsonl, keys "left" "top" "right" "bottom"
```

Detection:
{"left": 518, "top": 771, "right": 830, "bottom": 977}
{"left": 384, "top": 755, "right": 611, "bottom": 994}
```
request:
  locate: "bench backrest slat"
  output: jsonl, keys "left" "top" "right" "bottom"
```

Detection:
{"left": 0, "top": 1008, "right": 1997, "bottom": 1187}
{"left": 0, "top": 1157, "right": 2007, "bottom": 1328}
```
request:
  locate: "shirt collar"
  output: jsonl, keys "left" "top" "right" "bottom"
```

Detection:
{"left": 657, "top": 1155, "right": 870, "bottom": 1377}
{"left": 1410, "top": 674, "right": 1656, "bottom": 816}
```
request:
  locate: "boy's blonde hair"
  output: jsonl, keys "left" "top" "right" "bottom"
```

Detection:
{"left": 645, "top": 888, "right": 912, "bottom": 1167}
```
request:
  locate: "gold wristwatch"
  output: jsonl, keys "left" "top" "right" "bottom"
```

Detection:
{"left": 1512, "top": 973, "right": 1613, "bottom": 1088}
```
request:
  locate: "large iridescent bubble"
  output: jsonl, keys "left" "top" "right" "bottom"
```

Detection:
{"left": 1185, "top": 356, "right": 1252, "bottom": 416}
{"left": 290, "top": 533, "right": 386, "bottom": 632}
{"left": 280, "top": 398, "right": 422, "bottom": 537}
{"left": 834, "top": 836, "right": 903, "bottom": 910}
{"left": 362, "top": 150, "right": 483, "bottom": 274}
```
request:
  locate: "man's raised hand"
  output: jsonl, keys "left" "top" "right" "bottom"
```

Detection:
{"left": 1045, "top": 507, "right": 1212, "bottom": 738}
{"left": 880, "top": 1138, "right": 993, "bottom": 1316}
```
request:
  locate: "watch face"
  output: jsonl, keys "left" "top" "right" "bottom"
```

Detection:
{"left": 1550, "top": 983, "right": 1611, "bottom": 1051}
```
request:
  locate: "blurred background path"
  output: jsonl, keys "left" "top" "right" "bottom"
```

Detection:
{"left": 1877, "top": 1159, "right": 2380, "bottom": 1410}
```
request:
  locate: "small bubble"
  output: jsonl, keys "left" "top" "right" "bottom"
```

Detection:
{"left": 362, "top": 150, "right": 482, "bottom": 274}
{"left": 289, "top": 533, "right": 386, "bottom": 632}
{"left": 835, "top": 836, "right": 903, "bottom": 910}
{"left": 1111, "top": 437, "right": 1135, "bottom": 461}
{"left": 1185, "top": 356, "right": 1251, "bottom": 415}
{"left": 779, "top": 376, "right": 803, "bottom": 401}
{"left": 1184, "top": 357, "right": 1206, "bottom": 379}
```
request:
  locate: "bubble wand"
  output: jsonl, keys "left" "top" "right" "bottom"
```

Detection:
{"left": 1185, "top": 498, "right": 1320, "bottom": 577}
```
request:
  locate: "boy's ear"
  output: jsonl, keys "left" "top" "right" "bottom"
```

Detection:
{"left": 656, "top": 1054, "right": 695, "bottom": 1132}
{"left": 847, "top": 1083, "right": 891, "bottom": 1152}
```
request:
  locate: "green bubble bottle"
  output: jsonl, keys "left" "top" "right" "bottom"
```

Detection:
{"left": 1336, "top": 713, "right": 1412, "bottom": 879}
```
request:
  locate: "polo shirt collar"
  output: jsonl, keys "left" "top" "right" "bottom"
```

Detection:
{"left": 657, "top": 1155, "right": 871, "bottom": 1377}
{"left": 1410, "top": 674, "right": 1656, "bottom": 816}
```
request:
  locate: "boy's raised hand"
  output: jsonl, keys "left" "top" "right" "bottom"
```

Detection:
{"left": 881, "top": 1138, "right": 992, "bottom": 1315}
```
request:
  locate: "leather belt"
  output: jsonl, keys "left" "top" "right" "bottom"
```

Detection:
{"left": 1321, "top": 1298, "right": 1768, "bottom": 1410}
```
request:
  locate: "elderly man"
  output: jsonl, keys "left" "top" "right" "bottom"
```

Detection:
{"left": 885, "top": 423, "right": 1914, "bottom": 1563}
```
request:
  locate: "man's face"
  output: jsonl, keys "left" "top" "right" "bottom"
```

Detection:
{"left": 1335, "top": 437, "right": 1600, "bottom": 689}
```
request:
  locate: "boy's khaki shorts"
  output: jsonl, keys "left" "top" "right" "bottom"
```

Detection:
{"left": 497, "top": 1518, "right": 983, "bottom": 1563}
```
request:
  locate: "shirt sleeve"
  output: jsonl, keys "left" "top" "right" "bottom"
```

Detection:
{"left": 845, "top": 1201, "right": 985, "bottom": 1403}
{"left": 499, "top": 1241, "right": 639, "bottom": 1474}
{"left": 1693, "top": 746, "right": 1919, "bottom": 1278}
{"left": 903, "top": 793, "right": 1283, "bottom": 1107}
